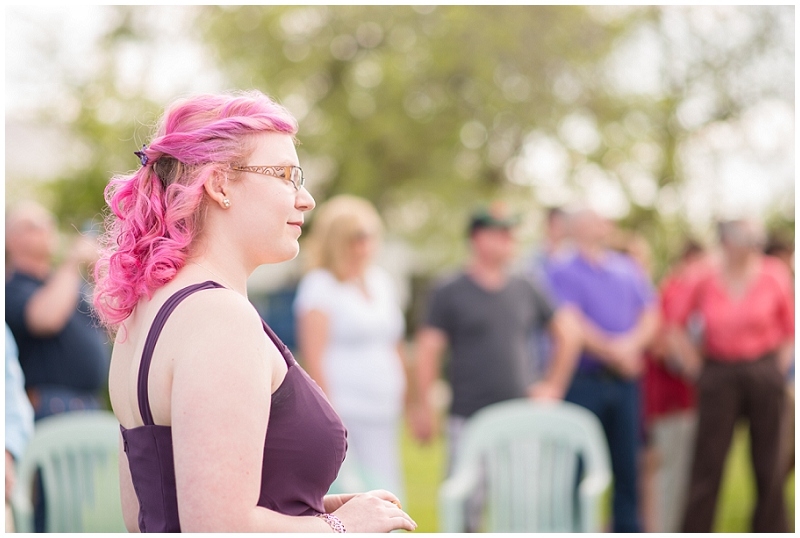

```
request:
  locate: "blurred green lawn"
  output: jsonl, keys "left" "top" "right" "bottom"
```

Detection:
{"left": 400, "top": 422, "right": 794, "bottom": 533}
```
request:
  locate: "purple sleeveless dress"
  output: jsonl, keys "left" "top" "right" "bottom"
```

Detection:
{"left": 120, "top": 281, "right": 348, "bottom": 532}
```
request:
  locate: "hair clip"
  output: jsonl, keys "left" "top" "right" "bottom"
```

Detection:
{"left": 134, "top": 144, "right": 149, "bottom": 166}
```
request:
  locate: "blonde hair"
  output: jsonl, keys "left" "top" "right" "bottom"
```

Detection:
{"left": 304, "top": 195, "right": 383, "bottom": 281}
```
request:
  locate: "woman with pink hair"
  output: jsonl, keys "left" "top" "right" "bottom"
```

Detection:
{"left": 94, "top": 90, "right": 416, "bottom": 533}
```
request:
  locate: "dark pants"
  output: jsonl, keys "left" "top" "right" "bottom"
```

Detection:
{"left": 565, "top": 373, "right": 641, "bottom": 533}
{"left": 682, "top": 354, "right": 788, "bottom": 533}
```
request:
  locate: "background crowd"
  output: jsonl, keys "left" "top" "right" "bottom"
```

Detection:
{"left": 5, "top": 194, "right": 794, "bottom": 532}
{"left": 5, "top": 5, "right": 794, "bottom": 533}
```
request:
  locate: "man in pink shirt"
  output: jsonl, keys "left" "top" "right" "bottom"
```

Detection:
{"left": 670, "top": 219, "right": 794, "bottom": 533}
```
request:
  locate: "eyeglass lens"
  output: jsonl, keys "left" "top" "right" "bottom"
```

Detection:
{"left": 290, "top": 166, "right": 303, "bottom": 190}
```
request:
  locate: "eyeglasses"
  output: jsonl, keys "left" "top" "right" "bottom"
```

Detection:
{"left": 231, "top": 165, "right": 305, "bottom": 191}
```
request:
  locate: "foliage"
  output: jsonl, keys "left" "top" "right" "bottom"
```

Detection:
{"left": 202, "top": 5, "right": 796, "bottom": 277}
{"left": 201, "top": 5, "right": 642, "bottom": 269}
{"left": 11, "top": 6, "right": 794, "bottom": 278}
{"left": 10, "top": 7, "right": 189, "bottom": 232}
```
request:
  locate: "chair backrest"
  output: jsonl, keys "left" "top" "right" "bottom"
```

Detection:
{"left": 327, "top": 453, "right": 386, "bottom": 496}
{"left": 440, "top": 399, "right": 611, "bottom": 533}
{"left": 11, "top": 410, "right": 127, "bottom": 533}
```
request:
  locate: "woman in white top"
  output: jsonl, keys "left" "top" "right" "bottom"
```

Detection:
{"left": 294, "top": 195, "right": 408, "bottom": 502}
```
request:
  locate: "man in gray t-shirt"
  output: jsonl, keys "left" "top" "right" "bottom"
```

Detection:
{"left": 425, "top": 272, "right": 555, "bottom": 418}
{"left": 410, "top": 204, "right": 582, "bottom": 473}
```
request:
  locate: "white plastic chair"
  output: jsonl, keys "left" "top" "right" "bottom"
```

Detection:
{"left": 439, "top": 399, "right": 612, "bottom": 532}
{"left": 327, "top": 453, "right": 386, "bottom": 496}
{"left": 10, "top": 410, "right": 126, "bottom": 533}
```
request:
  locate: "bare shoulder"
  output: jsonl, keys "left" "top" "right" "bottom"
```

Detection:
{"left": 161, "top": 287, "right": 285, "bottom": 384}
{"left": 171, "top": 288, "right": 263, "bottom": 338}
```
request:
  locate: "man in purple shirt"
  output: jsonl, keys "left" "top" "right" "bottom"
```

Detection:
{"left": 546, "top": 207, "right": 659, "bottom": 533}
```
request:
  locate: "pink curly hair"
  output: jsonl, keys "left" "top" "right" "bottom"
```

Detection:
{"left": 93, "top": 90, "right": 297, "bottom": 329}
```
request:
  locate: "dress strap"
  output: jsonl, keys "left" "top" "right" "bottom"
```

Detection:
{"left": 137, "top": 281, "right": 225, "bottom": 426}
{"left": 261, "top": 319, "right": 297, "bottom": 367}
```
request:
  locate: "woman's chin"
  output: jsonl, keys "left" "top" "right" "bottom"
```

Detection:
{"left": 261, "top": 244, "right": 300, "bottom": 265}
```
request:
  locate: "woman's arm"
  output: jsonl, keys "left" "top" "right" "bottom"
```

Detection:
{"left": 324, "top": 489, "right": 403, "bottom": 513}
{"left": 296, "top": 308, "right": 331, "bottom": 394}
{"left": 396, "top": 340, "right": 412, "bottom": 412}
{"left": 171, "top": 291, "right": 318, "bottom": 532}
{"left": 665, "top": 325, "right": 703, "bottom": 380}
{"left": 169, "top": 291, "right": 415, "bottom": 532}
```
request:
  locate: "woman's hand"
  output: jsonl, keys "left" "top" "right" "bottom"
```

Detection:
{"left": 323, "top": 493, "right": 355, "bottom": 513}
{"left": 331, "top": 490, "right": 416, "bottom": 533}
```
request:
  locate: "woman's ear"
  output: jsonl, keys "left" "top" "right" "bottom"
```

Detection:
{"left": 204, "top": 169, "right": 232, "bottom": 210}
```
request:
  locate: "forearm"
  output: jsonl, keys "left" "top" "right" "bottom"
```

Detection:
{"left": 181, "top": 505, "right": 332, "bottom": 533}
{"left": 6, "top": 450, "right": 15, "bottom": 503}
{"left": 582, "top": 306, "right": 659, "bottom": 353}
{"left": 578, "top": 316, "right": 617, "bottom": 365}
{"left": 627, "top": 306, "right": 660, "bottom": 351}
{"left": 408, "top": 328, "right": 446, "bottom": 443}
{"left": 324, "top": 493, "right": 355, "bottom": 513}
{"left": 539, "top": 309, "right": 582, "bottom": 395}
{"left": 296, "top": 311, "right": 330, "bottom": 394}
{"left": 186, "top": 491, "right": 412, "bottom": 532}
{"left": 304, "top": 353, "right": 328, "bottom": 395}
{"left": 777, "top": 340, "right": 794, "bottom": 376}
{"left": 396, "top": 341, "right": 412, "bottom": 410}
{"left": 413, "top": 335, "right": 442, "bottom": 408}
{"left": 665, "top": 325, "right": 703, "bottom": 379}
{"left": 25, "top": 259, "right": 84, "bottom": 336}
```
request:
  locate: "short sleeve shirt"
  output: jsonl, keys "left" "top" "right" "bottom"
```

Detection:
{"left": 671, "top": 256, "right": 794, "bottom": 360}
{"left": 5, "top": 271, "right": 110, "bottom": 392}
{"left": 292, "top": 266, "right": 406, "bottom": 420}
{"left": 547, "top": 251, "right": 656, "bottom": 373}
{"left": 423, "top": 272, "right": 555, "bottom": 418}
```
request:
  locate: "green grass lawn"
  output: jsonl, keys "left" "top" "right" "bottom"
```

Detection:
{"left": 400, "top": 422, "right": 795, "bottom": 533}
{"left": 401, "top": 425, "right": 446, "bottom": 533}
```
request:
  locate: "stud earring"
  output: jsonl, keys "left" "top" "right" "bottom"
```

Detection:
{"left": 223, "top": 199, "right": 231, "bottom": 208}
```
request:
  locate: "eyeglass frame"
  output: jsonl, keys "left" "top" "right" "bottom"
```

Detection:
{"left": 231, "top": 165, "right": 305, "bottom": 191}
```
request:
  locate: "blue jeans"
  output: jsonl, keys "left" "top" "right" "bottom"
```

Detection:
{"left": 565, "top": 372, "right": 641, "bottom": 533}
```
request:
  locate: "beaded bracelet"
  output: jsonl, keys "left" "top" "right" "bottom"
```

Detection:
{"left": 316, "top": 513, "right": 347, "bottom": 533}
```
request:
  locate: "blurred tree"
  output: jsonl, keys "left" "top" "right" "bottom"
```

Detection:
{"left": 10, "top": 5, "right": 793, "bottom": 280}
{"left": 200, "top": 5, "right": 793, "bottom": 278}
{"left": 608, "top": 6, "right": 794, "bottom": 278}
{"left": 10, "top": 7, "right": 202, "bottom": 233}
{"left": 201, "top": 5, "right": 642, "bottom": 269}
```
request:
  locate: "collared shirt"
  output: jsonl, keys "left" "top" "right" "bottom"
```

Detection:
{"left": 546, "top": 250, "right": 656, "bottom": 373}
{"left": 671, "top": 256, "right": 794, "bottom": 361}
